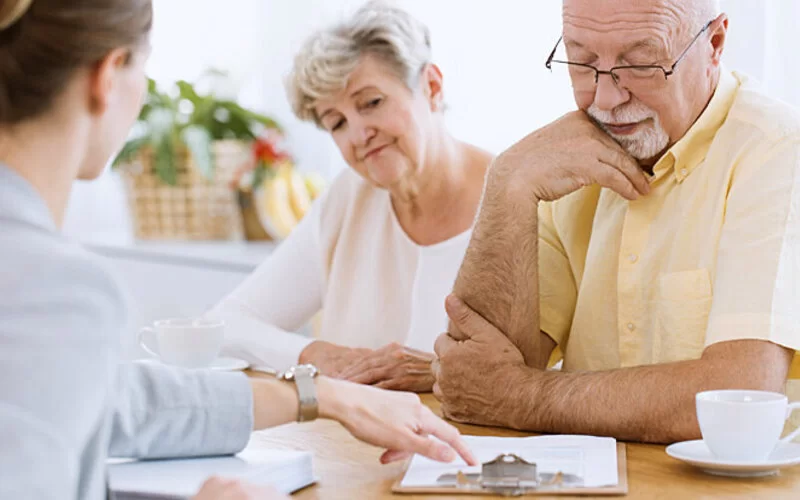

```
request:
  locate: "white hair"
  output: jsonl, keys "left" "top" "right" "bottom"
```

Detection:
{"left": 286, "top": 0, "right": 432, "bottom": 127}
{"left": 687, "top": 0, "right": 721, "bottom": 30}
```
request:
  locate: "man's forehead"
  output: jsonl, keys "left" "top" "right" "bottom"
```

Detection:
{"left": 562, "top": 0, "right": 686, "bottom": 31}
{"left": 562, "top": 0, "right": 685, "bottom": 56}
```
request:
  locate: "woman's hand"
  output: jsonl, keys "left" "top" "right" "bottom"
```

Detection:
{"left": 318, "top": 377, "right": 478, "bottom": 466}
{"left": 298, "top": 340, "right": 373, "bottom": 378}
{"left": 338, "top": 343, "right": 435, "bottom": 392}
{"left": 192, "top": 477, "right": 287, "bottom": 500}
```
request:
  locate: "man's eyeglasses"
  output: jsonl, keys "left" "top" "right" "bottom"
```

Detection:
{"left": 545, "top": 20, "right": 715, "bottom": 92}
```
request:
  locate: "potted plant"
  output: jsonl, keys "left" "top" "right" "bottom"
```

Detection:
{"left": 113, "top": 77, "right": 283, "bottom": 240}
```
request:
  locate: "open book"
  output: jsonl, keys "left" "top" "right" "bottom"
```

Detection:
{"left": 108, "top": 448, "right": 314, "bottom": 499}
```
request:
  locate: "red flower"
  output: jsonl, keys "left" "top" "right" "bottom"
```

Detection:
{"left": 253, "top": 135, "right": 290, "bottom": 165}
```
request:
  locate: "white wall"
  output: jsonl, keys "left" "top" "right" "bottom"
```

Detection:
{"left": 97, "top": 251, "right": 253, "bottom": 359}
{"left": 721, "top": 0, "right": 800, "bottom": 107}
{"left": 63, "top": 0, "right": 800, "bottom": 240}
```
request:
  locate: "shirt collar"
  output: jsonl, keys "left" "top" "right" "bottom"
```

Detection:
{"left": 651, "top": 68, "right": 740, "bottom": 183}
{"left": 0, "top": 164, "right": 57, "bottom": 232}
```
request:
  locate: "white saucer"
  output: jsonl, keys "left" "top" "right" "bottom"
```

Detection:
{"left": 209, "top": 357, "right": 250, "bottom": 372}
{"left": 666, "top": 440, "right": 800, "bottom": 477}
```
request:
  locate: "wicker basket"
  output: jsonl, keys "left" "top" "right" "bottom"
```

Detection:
{"left": 118, "top": 140, "right": 248, "bottom": 240}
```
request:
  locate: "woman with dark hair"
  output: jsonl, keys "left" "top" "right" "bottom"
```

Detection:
{"left": 0, "top": 1, "right": 475, "bottom": 499}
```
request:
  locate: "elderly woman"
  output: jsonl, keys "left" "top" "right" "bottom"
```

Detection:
{"left": 210, "top": 1, "right": 492, "bottom": 392}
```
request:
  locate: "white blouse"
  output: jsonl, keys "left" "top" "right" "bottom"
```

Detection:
{"left": 209, "top": 169, "right": 472, "bottom": 371}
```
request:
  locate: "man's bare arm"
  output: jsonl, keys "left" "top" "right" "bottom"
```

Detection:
{"left": 451, "top": 173, "right": 548, "bottom": 367}
{"left": 449, "top": 112, "right": 649, "bottom": 368}
{"left": 436, "top": 300, "right": 793, "bottom": 442}
{"left": 508, "top": 339, "right": 792, "bottom": 443}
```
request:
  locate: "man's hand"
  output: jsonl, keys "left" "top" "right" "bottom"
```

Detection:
{"left": 298, "top": 341, "right": 373, "bottom": 378}
{"left": 433, "top": 295, "right": 532, "bottom": 428}
{"left": 490, "top": 110, "right": 649, "bottom": 202}
{"left": 338, "top": 343, "right": 435, "bottom": 392}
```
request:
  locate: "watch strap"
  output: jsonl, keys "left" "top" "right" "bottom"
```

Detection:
{"left": 294, "top": 369, "right": 319, "bottom": 422}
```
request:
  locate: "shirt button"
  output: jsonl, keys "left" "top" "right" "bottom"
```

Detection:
{"left": 680, "top": 168, "right": 689, "bottom": 176}
{"left": 627, "top": 323, "right": 636, "bottom": 332}
{"left": 628, "top": 254, "right": 638, "bottom": 263}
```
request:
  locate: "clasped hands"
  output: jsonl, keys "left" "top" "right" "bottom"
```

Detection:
{"left": 300, "top": 340, "right": 436, "bottom": 393}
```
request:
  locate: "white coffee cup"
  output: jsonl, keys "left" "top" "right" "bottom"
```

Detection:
{"left": 696, "top": 390, "right": 800, "bottom": 462}
{"left": 137, "top": 318, "right": 224, "bottom": 368}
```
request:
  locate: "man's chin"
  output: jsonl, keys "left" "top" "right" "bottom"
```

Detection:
{"left": 603, "top": 130, "right": 661, "bottom": 161}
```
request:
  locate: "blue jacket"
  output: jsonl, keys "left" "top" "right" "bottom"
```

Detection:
{"left": 0, "top": 165, "right": 254, "bottom": 499}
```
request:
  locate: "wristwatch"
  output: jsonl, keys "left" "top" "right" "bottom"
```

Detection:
{"left": 277, "top": 364, "right": 320, "bottom": 422}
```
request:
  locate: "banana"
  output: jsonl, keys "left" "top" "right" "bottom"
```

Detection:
{"left": 285, "top": 166, "right": 312, "bottom": 220}
{"left": 303, "top": 172, "right": 327, "bottom": 200}
{"left": 257, "top": 172, "right": 297, "bottom": 239}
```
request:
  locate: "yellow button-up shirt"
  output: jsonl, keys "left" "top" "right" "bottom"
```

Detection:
{"left": 540, "top": 71, "right": 800, "bottom": 381}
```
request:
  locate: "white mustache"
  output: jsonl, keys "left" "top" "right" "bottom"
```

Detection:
{"left": 587, "top": 102, "right": 657, "bottom": 127}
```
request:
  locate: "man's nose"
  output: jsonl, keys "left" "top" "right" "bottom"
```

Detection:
{"left": 592, "top": 72, "right": 631, "bottom": 112}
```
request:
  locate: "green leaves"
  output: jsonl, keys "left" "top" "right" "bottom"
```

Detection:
{"left": 112, "top": 136, "right": 148, "bottom": 168}
{"left": 153, "top": 132, "right": 178, "bottom": 186}
{"left": 182, "top": 125, "right": 214, "bottom": 180}
{"left": 112, "top": 77, "right": 282, "bottom": 185}
{"left": 146, "top": 108, "right": 179, "bottom": 185}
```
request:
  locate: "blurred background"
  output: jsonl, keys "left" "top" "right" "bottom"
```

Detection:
{"left": 65, "top": 0, "right": 800, "bottom": 354}
{"left": 65, "top": 0, "right": 800, "bottom": 243}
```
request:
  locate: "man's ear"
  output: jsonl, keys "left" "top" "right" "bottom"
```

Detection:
{"left": 709, "top": 14, "right": 728, "bottom": 66}
{"left": 88, "top": 48, "right": 131, "bottom": 114}
{"left": 421, "top": 63, "right": 445, "bottom": 112}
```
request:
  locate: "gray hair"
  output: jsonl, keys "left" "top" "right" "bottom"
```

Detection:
{"left": 286, "top": 0, "right": 432, "bottom": 126}
{"left": 687, "top": 0, "right": 721, "bottom": 31}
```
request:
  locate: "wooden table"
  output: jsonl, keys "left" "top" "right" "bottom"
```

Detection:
{"left": 248, "top": 390, "right": 800, "bottom": 499}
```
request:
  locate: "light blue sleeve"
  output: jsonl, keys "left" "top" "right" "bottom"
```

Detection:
{"left": 108, "top": 361, "right": 254, "bottom": 459}
{"left": 0, "top": 241, "right": 124, "bottom": 500}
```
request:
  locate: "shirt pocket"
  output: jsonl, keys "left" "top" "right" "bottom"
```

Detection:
{"left": 653, "top": 269, "right": 713, "bottom": 363}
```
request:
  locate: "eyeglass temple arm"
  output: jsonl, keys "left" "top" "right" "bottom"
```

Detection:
{"left": 669, "top": 19, "right": 714, "bottom": 74}
{"left": 545, "top": 36, "right": 563, "bottom": 68}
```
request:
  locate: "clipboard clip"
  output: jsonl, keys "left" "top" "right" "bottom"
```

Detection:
{"left": 436, "top": 454, "right": 584, "bottom": 496}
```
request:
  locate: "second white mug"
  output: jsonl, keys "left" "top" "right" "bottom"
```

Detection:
{"left": 137, "top": 318, "right": 225, "bottom": 369}
{"left": 696, "top": 390, "right": 800, "bottom": 462}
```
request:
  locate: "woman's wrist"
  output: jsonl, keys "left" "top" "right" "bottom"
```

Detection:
{"left": 316, "top": 376, "right": 352, "bottom": 422}
{"left": 250, "top": 378, "right": 300, "bottom": 430}
{"left": 298, "top": 341, "right": 321, "bottom": 364}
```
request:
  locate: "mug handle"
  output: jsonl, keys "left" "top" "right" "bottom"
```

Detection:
{"left": 779, "top": 402, "right": 800, "bottom": 445}
{"left": 137, "top": 327, "right": 160, "bottom": 358}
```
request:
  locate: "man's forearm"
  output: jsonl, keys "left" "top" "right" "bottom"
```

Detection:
{"left": 452, "top": 173, "right": 546, "bottom": 367}
{"left": 511, "top": 340, "right": 792, "bottom": 443}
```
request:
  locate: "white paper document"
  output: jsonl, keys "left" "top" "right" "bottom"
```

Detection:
{"left": 108, "top": 448, "right": 314, "bottom": 499}
{"left": 401, "top": 435, "right": 618, "bottom": 489}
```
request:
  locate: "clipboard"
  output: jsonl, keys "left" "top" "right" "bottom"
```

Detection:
{"left": 392, "top": 442, "right": 628, "bottom": 496}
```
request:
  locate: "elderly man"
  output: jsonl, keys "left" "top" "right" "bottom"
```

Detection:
{"left": 433, "top": 0, "right": 800, "bottom": 444}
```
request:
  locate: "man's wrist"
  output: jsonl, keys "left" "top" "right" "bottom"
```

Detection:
{"left": 505, "top": 365, "right": 541, "bottom": 430}
{"left": 484, "top": 165, "right": 541, "bottom": 213}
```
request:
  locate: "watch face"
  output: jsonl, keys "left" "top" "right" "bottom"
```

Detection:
{"left": 297, "top": 364, "right": 319, "bottom": 377}
{"left": 279, "top": 364, "right": 319, "bottom": 380}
